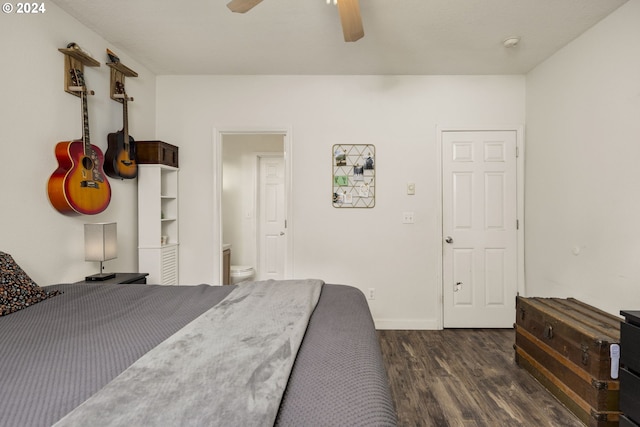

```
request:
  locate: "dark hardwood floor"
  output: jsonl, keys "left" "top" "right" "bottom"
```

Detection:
{"left": 377, "top": 329, "right": 584, "bottom": 427}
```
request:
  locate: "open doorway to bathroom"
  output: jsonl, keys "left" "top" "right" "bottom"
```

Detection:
{"left": 219, "top": 132, "right": 288, "bottom": 284}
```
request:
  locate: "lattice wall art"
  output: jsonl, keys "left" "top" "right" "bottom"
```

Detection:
{"left": 332, "top": 144, "right": 375, "bottom": 208}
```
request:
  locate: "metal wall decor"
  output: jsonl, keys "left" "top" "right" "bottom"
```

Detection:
{"left": 332, "top": 144, "right": 375, "bottom": 208}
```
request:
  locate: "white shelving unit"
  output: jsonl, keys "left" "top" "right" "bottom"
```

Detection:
{"left": 138, "top": 164, "right": 179, "bottom": 285}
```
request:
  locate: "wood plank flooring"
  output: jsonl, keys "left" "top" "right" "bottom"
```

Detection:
{"left": 377, "top": 329, "right": 584, "bottom": 427}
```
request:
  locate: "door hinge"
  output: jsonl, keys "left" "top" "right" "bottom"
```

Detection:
{"left": 516, "top": 146, "right": 520, "bottom": 158}
{"left": 516, "top": 219, "right": 520, "bottom": 230}
{"left": 284, "top": 219, "right": 288, "bottom": 229}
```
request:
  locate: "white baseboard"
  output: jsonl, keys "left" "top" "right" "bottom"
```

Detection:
{"left": 373, "top": 318, "right": 441, "bottom": 330}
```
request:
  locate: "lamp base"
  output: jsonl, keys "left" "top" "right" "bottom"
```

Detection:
{"left": 85, "top": 272, "right": 116, "bottom": 282}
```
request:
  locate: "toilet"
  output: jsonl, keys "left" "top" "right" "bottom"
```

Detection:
{"left": 230, "top": 265, "right": 255, "bottom": 284}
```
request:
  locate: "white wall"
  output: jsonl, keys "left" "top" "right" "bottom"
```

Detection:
{"left": 157, "top": 75, "right": 526, "bottom": 328}
{"left": 0, "top": 3, "right": 156, "bottom": 285}
{"left": 525, "top": 0, "right": 640, "bottom": 314}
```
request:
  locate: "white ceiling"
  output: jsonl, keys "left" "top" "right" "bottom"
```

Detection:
{"left": 51, "top": 0, "right": 628, "bottom": 75}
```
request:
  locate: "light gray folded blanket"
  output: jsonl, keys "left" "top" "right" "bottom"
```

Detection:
{"left": 54, "top": 279, "right": 323, "bottom": 427}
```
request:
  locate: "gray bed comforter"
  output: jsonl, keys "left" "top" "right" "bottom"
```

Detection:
{"left": 54, "top": 280, "right": 323, "bottom": 427}
{"left": 0, "top": 281, "right": 397, "bottom": 427}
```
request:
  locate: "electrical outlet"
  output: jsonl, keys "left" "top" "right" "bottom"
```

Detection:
{"left": 368, "top": 288, "right": 375, "bottom": 300}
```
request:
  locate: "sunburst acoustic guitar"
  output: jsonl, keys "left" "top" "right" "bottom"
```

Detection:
{"left": 48, "top": 68, "right": 112, "bottom": 215}
{"left": 104, "top": 81, "right": 137, "bottom": 179}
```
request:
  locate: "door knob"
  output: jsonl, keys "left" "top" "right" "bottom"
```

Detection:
{"left": 279, "top": 232, "right": 285, "bottom": 236}
{"left": 445, "top": 236, "right": 453, "bottom": 244}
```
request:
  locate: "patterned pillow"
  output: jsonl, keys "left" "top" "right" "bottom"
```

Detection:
{"left": 0, "top": 251, "right": 60, "bottom": 316}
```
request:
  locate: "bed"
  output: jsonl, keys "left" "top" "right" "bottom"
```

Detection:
{"left": 0, "top": 252, "right": 396, "bottom": 427}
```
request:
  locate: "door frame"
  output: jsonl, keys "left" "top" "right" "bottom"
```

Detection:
{"left": 212, "top": 126, "right": 293, "bottom": 285}
{"left": 436, "top": 125, "right": 525, "bottom": 329}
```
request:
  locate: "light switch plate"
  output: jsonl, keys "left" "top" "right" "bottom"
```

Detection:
{"left": 407, "top": 182, "right": 415, "bottom": 195}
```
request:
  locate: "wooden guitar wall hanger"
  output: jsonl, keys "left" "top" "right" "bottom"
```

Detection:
{"left": 58, "top": 42, "right": 100, "bottom": 97}
{"left": 105, "top": 49, "right": 139, "bottom": 180}
{"left": 106, "top": 49, "right": 138, "bottom": 102}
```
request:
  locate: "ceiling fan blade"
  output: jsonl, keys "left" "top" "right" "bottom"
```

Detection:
{"left": 337, "top": 0, "right": 364, "bottom": 42}
{"left": 227, "top": 0, "right": 264, "bottom": 13}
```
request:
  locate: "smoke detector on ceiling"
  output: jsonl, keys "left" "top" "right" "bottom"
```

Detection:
{"left": 503, "top": 37, "right": 521, "bottom": 48}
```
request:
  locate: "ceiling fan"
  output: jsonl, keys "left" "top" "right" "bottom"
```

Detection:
{"left": 226, "top": 0, "right": 364, "bottom": 42}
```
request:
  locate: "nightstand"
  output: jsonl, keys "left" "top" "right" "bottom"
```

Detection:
{"left": 74, "top": 272, "right": 149, "bottom": 285}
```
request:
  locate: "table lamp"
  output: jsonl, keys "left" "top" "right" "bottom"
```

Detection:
{"left": 84, "top": 222, "right": 117, "bottom": 281}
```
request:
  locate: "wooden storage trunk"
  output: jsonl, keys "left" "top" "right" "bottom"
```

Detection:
{"left": 514, "top": 297, "right": 621, "bottom": 427}
{"left": 136, "top": 140, "right": 179, "bottom": 168}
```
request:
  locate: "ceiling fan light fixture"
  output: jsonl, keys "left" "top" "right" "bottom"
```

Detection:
{"left": 228, "top": 0, "right": 362, "bottom": 43}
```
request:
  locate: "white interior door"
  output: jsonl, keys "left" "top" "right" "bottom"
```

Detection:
{"left": 258, "top": 155, "right": 286, "bottom": 280}
{"left": 442, "top": 130, "right": 518, "bottom": 328}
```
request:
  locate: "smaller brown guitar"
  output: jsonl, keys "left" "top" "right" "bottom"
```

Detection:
{"left": 105, "top": 81, "right": 137, "bottom": 179}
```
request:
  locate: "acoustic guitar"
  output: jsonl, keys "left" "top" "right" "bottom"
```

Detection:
{"left": 104, "top": 81, "right": 137, "bottom": 179}
{"left": 48, "top": 69, "right": 111, "bottom": 215}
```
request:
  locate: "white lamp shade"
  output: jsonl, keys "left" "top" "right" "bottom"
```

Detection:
{"left": 84, "top": 223, "right": 117, "bottom": 262}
